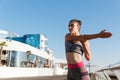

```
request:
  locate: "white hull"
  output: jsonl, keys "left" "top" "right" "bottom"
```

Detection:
{"left": 0, "top": 67, "right": 67, "bottom": 78}
{"left": 0, "top": 67, "right": 54, "bottom": 78}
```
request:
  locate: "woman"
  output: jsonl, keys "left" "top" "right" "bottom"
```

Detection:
{"left": 65, "top": 19, "right": 112, "bottom": 80}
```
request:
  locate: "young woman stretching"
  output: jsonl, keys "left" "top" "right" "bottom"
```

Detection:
{"left": 65, "top": 19, "right": 112, "bottom": 80}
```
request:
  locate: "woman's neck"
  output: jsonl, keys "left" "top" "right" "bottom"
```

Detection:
{"left": 70, "top": 32, "right": 79, "bottom": 35}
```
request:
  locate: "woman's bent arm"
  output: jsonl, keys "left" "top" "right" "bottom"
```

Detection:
{"left": 81, "top": 40, "right": 91, "bottom": 61}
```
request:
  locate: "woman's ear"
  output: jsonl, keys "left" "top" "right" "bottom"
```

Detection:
{"left": 77, "top": 26, "right": 80, "bottom": 31}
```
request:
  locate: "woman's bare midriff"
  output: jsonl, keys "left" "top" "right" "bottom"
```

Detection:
{"left": 66, "top": 52, "right": 83, "bottom": 64}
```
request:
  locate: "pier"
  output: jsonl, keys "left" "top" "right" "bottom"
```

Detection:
{"left": 0, "top": 75, "right": 67, "bottom": 80}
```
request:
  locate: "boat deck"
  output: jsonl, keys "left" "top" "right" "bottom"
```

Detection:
{"left": 0, "top": 75, "right": 67, "bottom": 80}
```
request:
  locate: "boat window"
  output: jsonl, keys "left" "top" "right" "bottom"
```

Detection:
{"left": 1, "top": 50, "right": 10, "bottom": 66}
{"left": 10, "top": 51, "right": 17, "bottom": 67}
{"left": 109, "top": 75, "right": 118, "bottom": 80}
{"left": 2, "top": 50, "right": 48, "bottom": 68}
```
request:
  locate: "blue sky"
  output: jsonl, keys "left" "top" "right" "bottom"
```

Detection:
{"left": 0, "top": 0, "right": 120, "bottom": 67}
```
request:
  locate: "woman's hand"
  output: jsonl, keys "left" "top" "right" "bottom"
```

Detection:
{"left": 99, "top": 30, "right": 112, "bottom": 38}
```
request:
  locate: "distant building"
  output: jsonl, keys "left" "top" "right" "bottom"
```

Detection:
{"left": 0, "top": 29, "right": 67, "bottom": 76}
{"left": 7, "top": 34, "right": 48, "bottom": 52}
{"left": 0, "top": 29, "right": 53, "bottom": 67}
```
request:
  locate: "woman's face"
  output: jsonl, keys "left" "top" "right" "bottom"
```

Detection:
{"left": 68, "top": 22, "right": 80, "bottom": 34}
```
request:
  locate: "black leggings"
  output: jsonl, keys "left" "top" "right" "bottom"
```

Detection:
{"left": 67, "top": 63, "right": 90, "bottom": 80}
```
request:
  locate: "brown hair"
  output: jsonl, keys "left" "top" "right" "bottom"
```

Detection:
{"left": 68, "top": 19, "right": 82, "bottom": 26}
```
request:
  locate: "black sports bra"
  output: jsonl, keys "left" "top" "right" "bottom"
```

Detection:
{"left": 65, "top": 41, "right": 83, "bottom": 55}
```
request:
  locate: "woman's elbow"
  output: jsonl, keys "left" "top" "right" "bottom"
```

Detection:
{"left": 86, "top": 57, "right": 91, "bottom": 61}
{"left": 85, "top": 57, "right": 91, "bottom": 61}
{"left": 85, "top": 54, "right": 91, "bottom": 61}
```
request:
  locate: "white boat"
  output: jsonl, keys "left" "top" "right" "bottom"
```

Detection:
{"left": 0, "top": 30, "right": 67, "bottom": 78}
{"left": 90, "top": 63, "right": 120, "bottom": 80}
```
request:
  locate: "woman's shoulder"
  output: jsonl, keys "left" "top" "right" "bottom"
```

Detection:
{"left": 65, "top": 33, "right": 70, "bottom": 35}
{"left": 65, "top": 33, "right": 70, "bottom": 37}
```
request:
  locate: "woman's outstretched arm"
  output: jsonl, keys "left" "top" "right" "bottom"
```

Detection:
{"left": 65, "top": 30, "right": 112, "bottom": 41}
